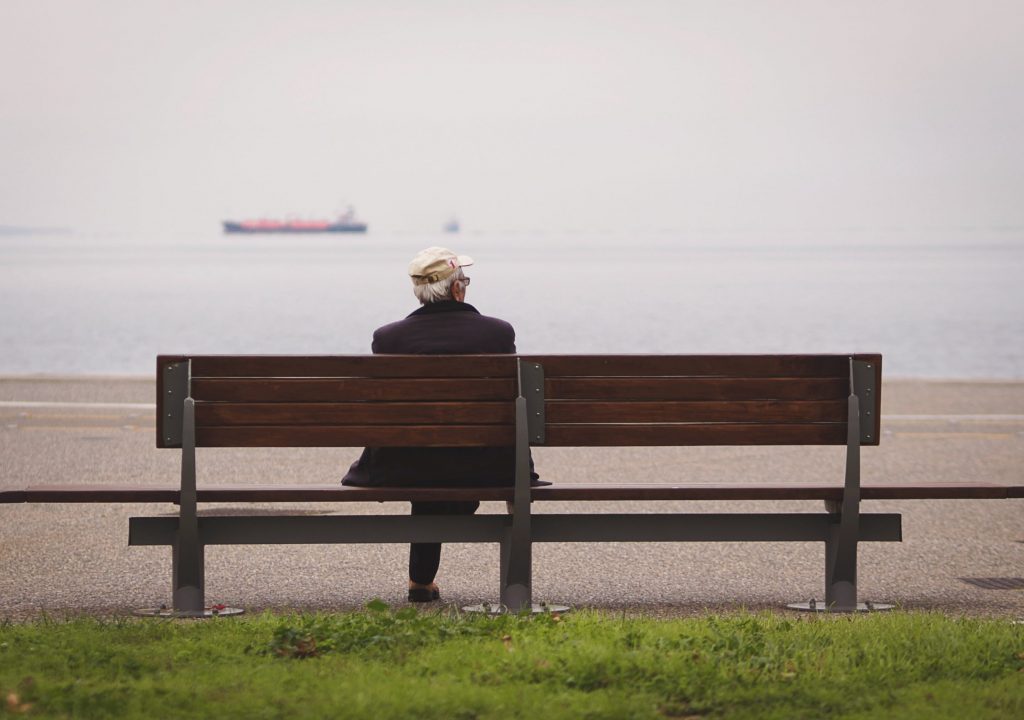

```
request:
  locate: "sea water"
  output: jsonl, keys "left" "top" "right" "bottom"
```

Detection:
{"left": 0, "top": 227, "right": 1021, "bottom": 378}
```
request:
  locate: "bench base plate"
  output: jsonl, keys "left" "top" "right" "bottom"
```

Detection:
{"left": 132, "top": 606, "right": 245, "bottom": 619}
{"left": 462, "top": 603, "right": 571, "bottom": 615}
{"left": 787, "top": 601, "right": 894, "bottom": 613}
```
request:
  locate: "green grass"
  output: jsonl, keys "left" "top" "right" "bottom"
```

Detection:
{"left": 1, "top": 605, "right": 1021, "bottom": 719}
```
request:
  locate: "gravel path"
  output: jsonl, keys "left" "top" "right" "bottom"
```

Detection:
{"left": 1, "top": 377, "right": 1022, "bottom": 620}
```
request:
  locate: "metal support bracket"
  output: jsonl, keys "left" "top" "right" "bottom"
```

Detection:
{"left": 519, "top": 361, "right": 545, "bottom": 445}
{"left": 161, "top": 361, "right": 189, "bottom": 448}
{"left": 852, "top": 360, "right": 877, "bottom": 444}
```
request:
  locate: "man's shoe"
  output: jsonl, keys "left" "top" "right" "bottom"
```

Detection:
{"left": 408, "top": 586, "right": 440, "bottom": 603}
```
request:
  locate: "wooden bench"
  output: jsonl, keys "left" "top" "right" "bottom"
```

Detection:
{"left": 4, "top": 353, "right": 1022, "bottom": 614}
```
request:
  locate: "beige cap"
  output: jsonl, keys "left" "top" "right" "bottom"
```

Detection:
{"left": 408, "top": 246, "right": 474, "bottom": 285}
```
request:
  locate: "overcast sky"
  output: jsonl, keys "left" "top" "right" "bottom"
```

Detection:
{"left": 1, "top": 0, "right": 1021, "bottom": 233}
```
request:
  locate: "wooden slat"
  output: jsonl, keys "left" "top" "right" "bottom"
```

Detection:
{"left": 860, "top": 483, "right": 1018, "bottom": 500}
{"left": 189, "top": 485, "right": 517, "bottom": 502}
{"left": 172, "top": 354, "right": 887, "bottom": 380}
{"left": 196, "top": 425, "right": 515, "bottom": 447}
{"left": 196, "top": 401, "right": 515, "bottom": 427}
{"left": 0, "top": 488, "right": 26, "bottom": 503}
{"left": 24, "top": 485, "right": 179, "bottom": 503}
{"left": 188, "top": 354, "right": 517, "bottom": 378}
{"left": 20, "top": 484, "right": 515, "bottom": 503}
{"left": 546, "top": 377, "right": 848, "bottom": 401}
{"left": 524, "top": 355, "right": 857, "bottom": 378}
{"left": 17, "top": 481, "right": 1022, "bottom": 503}
{"left": 544, "top": 423, "right": 848, "bottom": 446}
{"left": 546, "top": 400, "right": 847, "bottom": 424}
{"left": 191, "top": 378, "right": 516, "bottom": 403}
{"left": 529, "top": 482, "right": 1019, "bottom": 501}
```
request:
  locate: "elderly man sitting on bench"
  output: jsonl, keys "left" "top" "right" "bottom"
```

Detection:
{"left": 342, "top": 247, "right": 543, "bottom": 602}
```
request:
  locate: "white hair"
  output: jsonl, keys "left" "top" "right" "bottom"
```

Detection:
{"left": 413, "top": 268, "right": 466, "bottom": 304}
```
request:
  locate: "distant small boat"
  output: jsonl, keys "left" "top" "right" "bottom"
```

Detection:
{"left": 442, "top": 217, "right": 460, "bottom": 233}
{"left": 223, "top": 207, "right": 367, "bottom": 234}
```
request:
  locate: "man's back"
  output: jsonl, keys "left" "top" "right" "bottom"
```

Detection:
{"left": 342, "top": 299, "right": 521, "bottom": 488}
{"left": 371, "top": 300, "right": 515, "bottom": 355}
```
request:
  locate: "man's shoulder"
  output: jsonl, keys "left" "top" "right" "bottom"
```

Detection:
{"left": 372, "top": 305, "right": 516, "bottom": 354}
{"left": 377, "top": 306, "right": 514, "bottom": 331}
{"left": 470, "top": 311, "right": 515, "bottom": 331}
{"left": 373, "top": 317, "right": 411, "bottom": 338}
{"left": 374, "top": 311, "right": 514, "bottom": 335}
{"left": 370, "top": 317, "right": 412, "bottom": 350}
{"left": 450, "top": 311, "right": 516, "bottom": 342}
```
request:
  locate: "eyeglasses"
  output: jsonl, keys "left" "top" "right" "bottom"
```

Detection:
{"left": 461, "top": 276, "right": 471, "bottom": 286}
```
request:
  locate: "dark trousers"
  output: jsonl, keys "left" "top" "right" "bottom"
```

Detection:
{"left": 409, "top": 500, "right": 480, "bottom": 585}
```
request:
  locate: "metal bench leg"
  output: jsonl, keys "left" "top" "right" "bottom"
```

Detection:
{"left": 499, "top": 390, "right": 534, "bottom": 612}
{"left": 173, "top": 396, "right": 205, "bottom": 614}
{"left": 494, "top": 361, "right": 567, "bottom": 615}
{"left": 172, "top": 535, "right": 204, "bottom": 613}
{"left": 825, "top": 519, "right": 857, "bottom": 610}
{"left": 826, "top": 362, "right": 864, "bottom": 612}
{"left": 500, "top": 505, "right": 532, "bottom": 611}
{"left": 790, "top": 360, "right": 892, "bottom": 613}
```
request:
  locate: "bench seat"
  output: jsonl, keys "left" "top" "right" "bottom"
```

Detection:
{"left": 4, "top": 481, "right": 1020, "bottom": 504}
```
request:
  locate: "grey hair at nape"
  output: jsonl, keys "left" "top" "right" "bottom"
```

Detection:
{"left": 413, "top": 267, "right": 465, "bottom": 304}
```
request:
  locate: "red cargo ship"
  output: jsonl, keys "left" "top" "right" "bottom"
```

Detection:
{"left": 222, "top": 208, "right": 367, "bottom": 234}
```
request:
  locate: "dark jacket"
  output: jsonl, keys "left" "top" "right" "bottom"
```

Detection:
{"left": 342, "top": 301, "right": 537, "bottom": 487}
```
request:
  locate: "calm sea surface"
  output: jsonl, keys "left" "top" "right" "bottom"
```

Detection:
{"left": 1, "top": 228, "right": 1022, "bottom": 378}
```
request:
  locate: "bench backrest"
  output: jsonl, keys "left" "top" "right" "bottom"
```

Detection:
{"left": 157, "top": 355, "right": 518, "bottom": 449}
{"left": 157, "top": 354, "right": 881, "bottom": 449}
{"left": 523, "top": 354, "right": 881, "bottom": 447}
